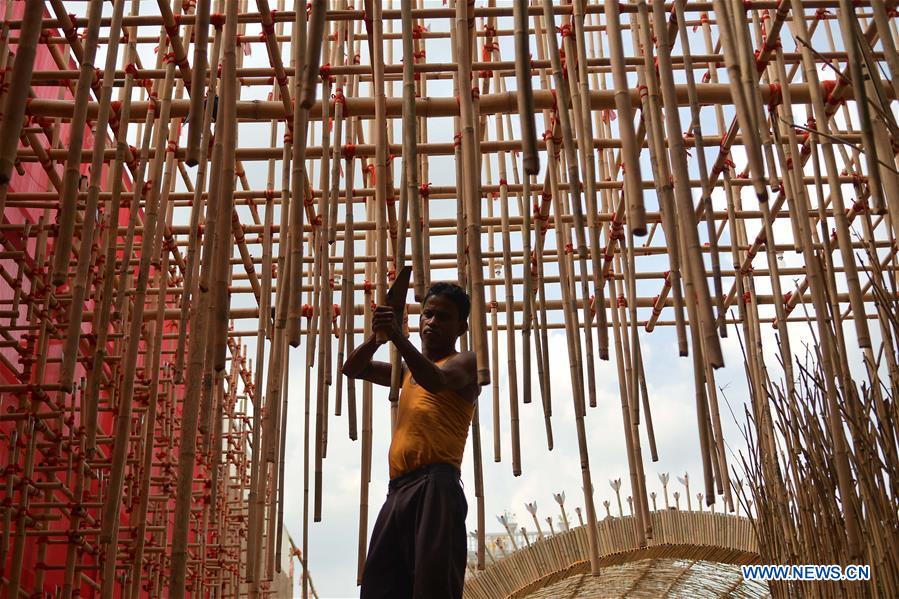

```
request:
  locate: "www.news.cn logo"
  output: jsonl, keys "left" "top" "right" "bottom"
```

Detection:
{"left": 741, "top": 564, "right": 871, "bottom": 582}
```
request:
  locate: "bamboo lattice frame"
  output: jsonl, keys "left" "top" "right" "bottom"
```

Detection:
{"left": 0, "top": 0, "right": 896, "bottom": 597}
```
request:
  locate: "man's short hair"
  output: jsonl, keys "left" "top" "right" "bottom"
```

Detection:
{"left": 423, "top": 282, "right": 471, "bottom": 322}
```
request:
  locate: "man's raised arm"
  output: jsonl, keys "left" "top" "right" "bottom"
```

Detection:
{"left": 394, "top": 338, "right": 476, "bottom": 397}
{"left": 341, "top": 335, "right": 392, "bottom": 387}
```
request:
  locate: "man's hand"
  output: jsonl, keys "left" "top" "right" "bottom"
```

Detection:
{"left": 372, "top": 306, "right": 402, "bottom": 343}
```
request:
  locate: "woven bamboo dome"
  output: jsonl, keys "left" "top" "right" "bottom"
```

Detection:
{"left": 463, "top": 509, "right": 766, "bottom": 598}
{"left": 0, "top": 0, "right": 896, "bottom": 597}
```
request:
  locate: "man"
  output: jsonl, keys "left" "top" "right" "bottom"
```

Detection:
{"left": 342, "top": 282, "right": 479, "bottom": 599}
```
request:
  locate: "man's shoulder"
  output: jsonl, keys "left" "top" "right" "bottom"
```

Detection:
{"left": 452, "top": 351, "right": 477, "bottom": 370}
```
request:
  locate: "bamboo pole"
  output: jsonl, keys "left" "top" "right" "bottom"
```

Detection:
{"left": 0, "top": 0, "right": 42, "bottom": 184}
{"left": 50, "top": 0, "right": 104, "bottom": 287}
{"left": 455, "top": 0, "right": 490, "bottom": 386}
{"left": 168, "top": 0, "right": 238, "bottom": 595}
{"left": 1, "top": 4, "right": 898, "bottom": 595}
{"left": 57, "top": 0, "right": 127, "bottom": 392}
{"left": 185, "top": 0, "right": 211, "bottom": 166}
{"left": 604, "top": 0, "right": 646, "bottom": 235}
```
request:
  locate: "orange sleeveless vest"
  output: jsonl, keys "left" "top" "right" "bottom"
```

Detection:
{"left": 387, "top": 356, "right": 475, "bottom": 479}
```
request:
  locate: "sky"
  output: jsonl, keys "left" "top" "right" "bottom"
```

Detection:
{"left": 64, "top": 1, "right": 890, "bottom": 597}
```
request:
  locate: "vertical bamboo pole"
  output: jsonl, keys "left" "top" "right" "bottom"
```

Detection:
{"left": 58, "top": 0, "right": 127, "bottom": 391}
{"left": 603, "top": 0, "right": 646, "bottom": 235}
{"left": 568, "top": 0, "right": 609, "bottom": 362}
{"left": 401, "top": 0, "right": 423, "bottom": 303}
{"left": 513, "top": 0, "right": 539, "bottom": 176}
{"left": 128, "top": 174, "right": 175, "bottom": 599}
{"left": 455, "top": 0, "right": 490, "bottom": 385}
{"left": 98, "top": 37, "right": 179, "bottom": 598}
{"left": 50, "top": 0, "right": 104, "bottom": 287}
{"left": 175, "top": 11, "right": 224, "bottom": 382}
{"left": 0, "top": 0, "right": 42, "bottom": 183}
{"left": 494, "top": 97, "right": 521, "bottom": 474}
{"left": 185, "top": 0, "right": 211, "bottom": 166}
{"left": 651, "top": 0, "right": 723, "bottom": 369}
{"left": 835, "top": 0, "right": 882, "bottom": 212}
{"left": 169, "top": 0, "right": 238, "bottom": 595}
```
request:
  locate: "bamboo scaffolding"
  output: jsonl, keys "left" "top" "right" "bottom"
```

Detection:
{"left": 0, "top": 2, "right": 896, "bottom": 597}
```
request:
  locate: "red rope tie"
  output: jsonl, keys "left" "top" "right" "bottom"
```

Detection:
{"left": 166, "top": 140, "right": 178, "bottom": 154}
{"left": 363, "top": 280, "right": 373, "bottom": 295}
{"left": 471, "top": 86, "right": 480, "bottom": 100}
{"left": 142, "top": 180, "right": 154, "bottom": 196}
{"left": 481, "top": 42, "right": 499, "bottom": 61}
{"left": 617, "top": 294, "right": 627, "bottom": 308}
{"left": 283, "top": 131, "right": 293, "bottom": 144}
{"left": 743, "top": 0, "right": 753, "bottom": 10}
{"left": 353, "top": 53, "right": 361, "bottom": 65}
{"left": 412, "top": 24, "right": 427, "bottom": 39}
{"left": 753, "top": 49, "right": 766, "bottom": 74}
{"left": 742, "top": 291, "right": 752, "bottom": 305}
{"left": 498, "top": 178, "right": 507, "bottom": 187}
{"left": 610, "top": 221, "right": 625, "bottom": 241}
{"left": 265, "top": 189, "right": 275, "bottom": 202}
{"left": 693, "top": 12, "right": 709, "bottom": 32}
{"left": 814, "top": 7, "right": 832, "bottom": 20}
{"left": 564, "top": 243, "right": 574, "bottom": 255}
{"left": 342, "top": 143, "right": 356, "bottom": 159}
{"left": 453, "top": 132, "right": 462, "bottom": 147}
{"left": 320, "top": 63, "right": 333, "bottom": 82}
{"left": 66, "top": 13, "right": 79, "bottom": 35}
{"left": 125, "top": 63, "right": 140, "bottom": 77}
{"left": 301, "top": 304, "right": 314, "bottom": 319}
{"left": 822, "top": 79, "right": 844, "bottom": 107}
{"left": 602, "top": 109, "right": 617, "bottom": 123}
{"left": 557, "top": 23, "right": 574, "bottom": 39}
{"left": 332, "top": 87, "right": 347, "bottom": 108}
{"left": 163, "top": 52, "right": 178, "bottom": 65}
{"left": 419, "top": 182, "right": 431, "bottom": 197}
{"left": 767, "top": 83, "right": 782, "bottom": 111}
{"left": 313, "top": 214, "right": 322, "bottom": 227}
{"left": 413, "top": 49, "right": 427, "bottom": 61}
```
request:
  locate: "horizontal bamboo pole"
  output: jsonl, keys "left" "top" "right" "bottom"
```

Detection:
{"left": 24, "top": 82, "right": 886, "bottom": 122}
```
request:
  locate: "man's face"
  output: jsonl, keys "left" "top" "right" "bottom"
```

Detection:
{"left": 419, "top": 294, "right": 466, "bottom": 349}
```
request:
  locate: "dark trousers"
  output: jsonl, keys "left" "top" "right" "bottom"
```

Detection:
{"left": 360, "top": 463, "right": 468, "bottom": 599}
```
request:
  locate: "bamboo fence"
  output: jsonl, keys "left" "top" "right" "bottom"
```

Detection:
{"left": 0, "top": 0, "right": 896, "bottom": 597}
